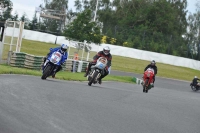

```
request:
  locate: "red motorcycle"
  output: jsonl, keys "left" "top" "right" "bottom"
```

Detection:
{"left": 142, "top": 68, "right": 155, "bottom": 93}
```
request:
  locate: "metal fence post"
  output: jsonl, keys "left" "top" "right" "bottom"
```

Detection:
{"left": 0, "top": 21, "right": 5, "bottom": 63}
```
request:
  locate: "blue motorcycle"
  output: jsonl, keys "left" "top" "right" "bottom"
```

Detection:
{"left": 41, "top": 51, "right": 63, "bottom": 79}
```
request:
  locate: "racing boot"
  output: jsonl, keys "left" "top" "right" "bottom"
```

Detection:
{"left": 52, "top": 67, "right": 59, "bottom": 78}
{"left": 150, "top": 83, "right": 154, "bottom": 88}
{"left": 52, "top": 74, "right": 56, "bottom": 78}
{"left": 52, "top": 70, "right": 56, "bottom": 78}
{"left": 84, "top": 62, "right": 94, "bottom": 77}
{"left": 98, "top": 78, "right": 102, "bottom": 84}
{"left": 84, "top": 68, "right": 89, "bottom": 77}
{"left": 84, "top": 71, "right": 89, "bottom": 77}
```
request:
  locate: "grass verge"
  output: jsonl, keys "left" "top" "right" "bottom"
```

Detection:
{"left": 0, "top": 64, "right": 134, "bottom": 83}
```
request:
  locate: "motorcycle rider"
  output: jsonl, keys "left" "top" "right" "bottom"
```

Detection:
{"left": 144, "top": 60, "right": 157, "bottom": 87}
{"left": 43, "top": 44, "right": 68, "bottom": 78}
{"left": 84, "top": 46, "right": 112, "bottom": 84}
{"left": 192, "top": 76, "right": 200, "bottom": 87}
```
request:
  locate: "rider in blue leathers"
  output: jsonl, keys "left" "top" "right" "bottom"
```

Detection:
{"left": 43, "top": 44, "right": 68, "bottom": 78}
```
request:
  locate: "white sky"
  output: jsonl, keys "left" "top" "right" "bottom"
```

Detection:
{"left": 11, "top": 0, "right": 76, "bottom": 20}
{"left": 10, "top": 0, "right": 199, "bottom": 20}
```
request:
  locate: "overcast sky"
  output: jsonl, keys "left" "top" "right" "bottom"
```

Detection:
{"left": 11, "top": 0, "right": 199, "bottom": 20}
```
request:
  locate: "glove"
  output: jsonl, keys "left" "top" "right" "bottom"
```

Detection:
{"left": 105, "top": 67, "right": 109, "bottom": 73}
{"left": 92, "top": 60, "right": 97, "bottom": 63}
{"left": 90, "top": 61, "right": 96, "bottom": 65}
{"left": 105, "top": 66, "right": 108, "bottom": 70}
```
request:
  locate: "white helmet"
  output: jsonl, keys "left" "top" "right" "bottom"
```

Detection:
{"left": 61, "top": 44, "right": 68, "bottom": 53}
{"left": 194, "top": 76, "right": 198, "bottom": 78}
{"left": 103, "top": 46, "right": 110, "bottom": 55}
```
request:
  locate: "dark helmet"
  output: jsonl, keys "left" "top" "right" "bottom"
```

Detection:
{"left": 60, "top": 43, "right": 68, "bottom": 53}
{"left": 103, "top": 46, "right": 110, "bottom": 55}
{"left": 151, "top": 60, "right": 156, "bottom": 66}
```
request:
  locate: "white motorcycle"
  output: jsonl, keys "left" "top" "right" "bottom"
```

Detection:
{"left": 87, "top": 57, "right": 107, "bottom": 86}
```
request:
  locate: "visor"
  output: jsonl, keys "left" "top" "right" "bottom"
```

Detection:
{"left": 104, "top": 50, "right": 110, "bottom": 54}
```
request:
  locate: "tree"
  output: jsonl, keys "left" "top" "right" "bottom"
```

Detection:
{"left": 29, "top": 14, "right": 38, "bottom": 30}
{"left": 41, "top": 0, "right": 68, "bottom": 34}
{"left": 63, "top": 9, "right": 102, "bottom": 43}
{"left": 189, "top": 12, "right": 200, "bottom": 60}
{"left": 44, "top": 0, "right": 68, "bottom": 10}
{"left": 93, "top": 0, "right": 189, "bottom": 56}
{"left": 82, "top": 0, "right": 90, "bottom": 9}
{"left": 20, "top": 13, "right": 30, "bottom": 29}
{"left": 74, "top": 0, "right": 82, "bottom": 12}
{"left": 0, "top": 0, "right": 13, "bottom": 21}
{"left": 11, "top": 11, "right": 18, "bottom": 21}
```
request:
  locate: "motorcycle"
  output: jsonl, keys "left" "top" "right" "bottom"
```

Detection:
{"left": 41, "top": 50, "right": 62, "bottom": 80}
{"left": 190, "top": 82, "right": 200, "bottom": 91}
{"left": 87, "top": 57, "right": 107, "bottom": 86}
{"left": 142, "top": 68, "right": 155, "bottom": 93}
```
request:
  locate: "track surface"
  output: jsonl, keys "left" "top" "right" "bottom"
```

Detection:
{"left": 0, "top": 74, "right": 199, "bottom": 133}
{"left": 110, "top": 70, "right": 191, "bottom": 92}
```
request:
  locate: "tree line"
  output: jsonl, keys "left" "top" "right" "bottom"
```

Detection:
{"left": 1, "top": 0, "right": 200, "bottom": 60}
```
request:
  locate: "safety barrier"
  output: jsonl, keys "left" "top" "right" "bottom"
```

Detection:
{"left": 132, "top": 77, "right": 143, "bottom": 85}
{"left": 10, "top": 52, "right": 44, "bottom": 70}
{"left": 70, "top": 60, "right": 89, "bottom": 72}
{"left": 9, "top": 52, "right": 89, "bottom": 72}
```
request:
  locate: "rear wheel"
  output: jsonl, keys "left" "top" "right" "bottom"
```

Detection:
{"left": 41, "top": 65, "right": 52, "bottom": 80}
{"left": 88, "top": 71, "right": 99, "bottom": 86}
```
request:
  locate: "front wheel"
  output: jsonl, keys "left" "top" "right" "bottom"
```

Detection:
{"left": 143, "top": 79, "right": 149, "bottom": 93}
{"left": 41, "top": 65, "right": 52, "bottom": 80}
{"left": 191, "top": 85, "right": 197, "bottom": 91}
{"left": 88, "top": 71, "right": 99, "bottom": 86}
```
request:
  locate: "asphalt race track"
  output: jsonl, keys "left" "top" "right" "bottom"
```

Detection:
{"left": 0, "top": 74, "right": 199, "bottom": 133}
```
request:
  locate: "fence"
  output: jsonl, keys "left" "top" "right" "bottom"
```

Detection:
{"left": 9, "top": 52, "right": 89, "bottom": 72}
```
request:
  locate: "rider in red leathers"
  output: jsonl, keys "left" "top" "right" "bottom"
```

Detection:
{"left": 144, "top": 60, "right": 157, "bottom": 87}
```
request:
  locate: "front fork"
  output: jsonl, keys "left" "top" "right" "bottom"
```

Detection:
{"left": 43, "top": 60, "right": 49, "bottom": 69}
{"left": 43, "top": 60, "right": 57, "bottom": 75}
{"left": 90, "top": 70, "right": 101, "bottom": 80}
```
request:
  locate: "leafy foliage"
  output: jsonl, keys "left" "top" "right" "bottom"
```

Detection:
{"left": 0, "top": 0, "right": 13, "bottom": 21}
{"left": 95, "top": 0, "right": 189, "bottom": 57}
{"left": 63, "top": 9, "right": 102, "bottom": 43}
{"left": 3, "top": 0, "right": 200, "bottom": 60}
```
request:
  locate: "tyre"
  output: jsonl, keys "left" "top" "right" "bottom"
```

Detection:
{"left": 191, "top": 86, "right": 197, "bottom": 91}
{"left": 88, "top": 71, "right": 99, "bottom": 86}
{"left": 41, "top": 65, "right": 52, "bottom": 80}
{"left": 143, "top": 79, "right": 149, "bottom": 93}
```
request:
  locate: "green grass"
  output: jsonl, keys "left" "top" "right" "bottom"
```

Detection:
{"left": 0, "top": 64, "right": 134, "bottom": 83}
{"left": 112, "top": 56, "right": 199, "bottom": 81}
{"left": 2, "top": 38, "right": 200, "bottom": 81}
{"left": 3, "top": 38, "right": 97, "bottom": 60}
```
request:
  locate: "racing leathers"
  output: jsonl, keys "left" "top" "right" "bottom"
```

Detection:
{"left": 192, "top": 77, "right": 200, "bottom": 87}
{"left": 84, "top": 51, "right": 112, "bottom": 84}
{"left": 144, "top": 64, "right": 157, "bottom": 84}
{"left": 43, "top": 47, "right": 68, "bottom": 76}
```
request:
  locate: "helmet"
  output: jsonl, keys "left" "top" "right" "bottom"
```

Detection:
{"left": 194, "top": 76, "right": 198, "bottom": 78}
{"left": 151, "top": 60, "right": 156, "bottom": 66}
{"left": 61, "top": 44, "right": 68, "bottom": 53}
{"left": 103, "top": 46, "right": 110, "bottom": 55}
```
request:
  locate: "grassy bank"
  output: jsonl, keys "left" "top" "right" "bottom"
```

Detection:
{"left": 2, "top": 38, "right": 200, "bottom": 81}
